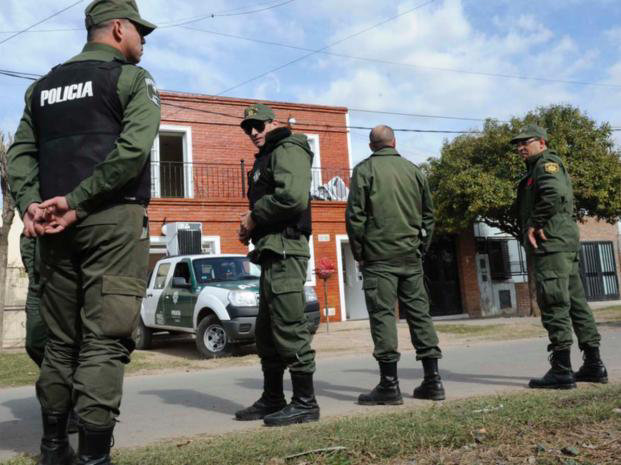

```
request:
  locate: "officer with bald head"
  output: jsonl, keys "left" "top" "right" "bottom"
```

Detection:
{"left": 346, "top": 125, "right": 445, "bottom": 405}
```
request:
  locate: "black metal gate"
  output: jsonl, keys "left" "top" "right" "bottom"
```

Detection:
{"left": 423, "top": 236, "right": 463, "bottom": 316}
{"left": 579, "top": 241, "right": 620, "bottom": 301}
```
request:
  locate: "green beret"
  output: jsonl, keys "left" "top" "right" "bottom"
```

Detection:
{"left": 85, "top": 0, "right": 156, "bottom": 36}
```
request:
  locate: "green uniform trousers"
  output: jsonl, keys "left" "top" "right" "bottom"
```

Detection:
{"left": 36, "top": 204, "right": 149, "bottom": 427}
{"left": 19, "top": 235, "right": 48, "bottom": 367}
{"left": 534, "top": 251, "right": 601, "bottom": 352}
{"left": 362, "top": 256, "right": 442, "bottom": 363}
{"left": 256, "top": 253, "right": 315, "bottom": 374}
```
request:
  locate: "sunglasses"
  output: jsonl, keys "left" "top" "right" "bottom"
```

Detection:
{"left": 515, "top": 138, "right": 537, "bottom": 147}
{"left": 242, "top": 120, "right": 269, "bottom": 135}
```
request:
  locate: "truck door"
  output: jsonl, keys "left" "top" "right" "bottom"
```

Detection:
{"left": 162, "top": 260, "right": 196, "bottom": 328}
{"left": 146, "top": 262, "right": 171, "bottom": 327}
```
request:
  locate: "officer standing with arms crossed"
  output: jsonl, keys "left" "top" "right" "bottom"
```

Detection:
{"left": 346, "top": 125, "right": 445, "bottom": 405}
{"left": 7, "top": 1, "right": 160, "bottom": 463}
{"left": 236, "top": 103, "right": 320, "bottom": 427}
{"left": 512, "top": 124, "right": 608, "bottom": 389}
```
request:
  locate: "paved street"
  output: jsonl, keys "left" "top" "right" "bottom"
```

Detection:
{"left": 1, "top": 326, "right": 619, "bottom": 460}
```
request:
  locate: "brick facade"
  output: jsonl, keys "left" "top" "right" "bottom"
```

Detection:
{"left": 149, "top": 92, "right": 351, "bottom": 322}
{"left": 577, "top": 218, "right": 621, "bottom": 284}
{"left": 455, "top": 228, "right": 481, "bottom": 317}
{"left": 160, "top": 91, "right": 350, "bottom": 173}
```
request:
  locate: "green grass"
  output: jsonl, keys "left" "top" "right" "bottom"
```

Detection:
{"left": 0, "top": 351, "right": 186, "bottom": 388}
{"left": 3, "top": 384, "right": 619, "bottom": 465}
{"left": 0, "top": 353, "right": 38, "bottom": 388}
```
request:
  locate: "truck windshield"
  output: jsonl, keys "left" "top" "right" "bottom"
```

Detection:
{"left": 192, "top": 257, "right": 261, "bottom": 284}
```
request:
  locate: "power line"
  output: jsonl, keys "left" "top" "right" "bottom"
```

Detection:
{"left": 160, "top": 100, "right": 480, "bottom": 134}
{"left": 0, "top": 0, "right": 85, "bottom": 46}
{"left": 182, "top": 26, "right": 621, "bottom": 90}
{"left": 348, "top": 108, "right": 504, "bottom": 123}
{"left": 0, "top": 69, "right": 40, "bottom": 81}
{"left": 2, "top": 68, "right": 621, "bottom": 131}
{"left": 0, "top": 0, "right": 296, "bottom": 34}
{"left": 214, "top": 0, "right": 297, "bottom": 18}
{"left": 215, "top": 0, "right": 436, "bottom": 96}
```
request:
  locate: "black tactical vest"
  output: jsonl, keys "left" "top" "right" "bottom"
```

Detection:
{"left": 32, "top": 59, "right": 151, "bottom": 204}
{"left": 247, "top": 130, "right": 312, "bottom": 242}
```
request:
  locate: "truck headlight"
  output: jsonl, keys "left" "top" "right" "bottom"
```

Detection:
{"left": 304, "top": 286, "right": 318, "bottom": 303}
{"left": 228, "top": 290, "right": 259, "bottom": 307}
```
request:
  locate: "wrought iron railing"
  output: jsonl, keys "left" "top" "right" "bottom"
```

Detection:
{"left": 150, "top": 161, "right": 352, "bottom": 201}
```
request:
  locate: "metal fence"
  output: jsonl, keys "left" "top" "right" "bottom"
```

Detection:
{"left": 150, "top": 161, "right": 352, "bottom": 201}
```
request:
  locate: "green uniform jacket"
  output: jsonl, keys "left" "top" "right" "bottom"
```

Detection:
{"left": 346, "top": 147, "right": 435, "bottom": 262}
{"left": 7, "top": 43, "right": 161, "bottom": 218}
{"left": 516, "top": 149, "right": 580, "bottom": 254}
{"left": 249, "top": 131, "right": 313, "bottom": 263}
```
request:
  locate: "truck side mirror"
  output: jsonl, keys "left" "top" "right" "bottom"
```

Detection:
{"left": 172, "top": 277, "right": 191, "bottom": 289}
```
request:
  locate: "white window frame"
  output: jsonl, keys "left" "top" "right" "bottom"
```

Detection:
{"left": 151, "top": 124, "right": 194, "bottom": 198}
{"left": 305, "top": 133, "right": 322, "bottom": 191}
{"left": 306, "top": 235, "right": 316, "bottom": 286}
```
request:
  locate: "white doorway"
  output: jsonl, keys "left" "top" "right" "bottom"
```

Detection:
{"left": 337, "top": 237, "right": 368, "bottom": 320}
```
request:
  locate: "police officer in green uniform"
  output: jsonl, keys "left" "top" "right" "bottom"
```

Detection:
{"left": 7, "top": 1, "right": 160, "bottom": 463}
{"left": 236, "top": 103, "right": 320, "bottom": 427}
{"left": 512, "top": 124, "right": 608, "bottom": 390}
{"left": 19, "top": 234, "right": 47, "bottom": 367}
{"left": 346, "top": 125, "right": 445, "bottom": 405}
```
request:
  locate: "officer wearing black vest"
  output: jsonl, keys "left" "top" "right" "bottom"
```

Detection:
{"left": 7, "top": 1, "right": 160, "bottom": 464}
{"left": 236, "top": 103, "right": 320, "bottom": 427}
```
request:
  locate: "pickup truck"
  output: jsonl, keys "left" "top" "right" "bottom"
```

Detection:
{"left": 136, "top": 254, "right": 321, "bottom": 358}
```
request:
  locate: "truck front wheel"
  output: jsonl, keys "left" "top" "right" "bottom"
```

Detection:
{"left": 134, "top": 316, "right": 153, "bottom": 350}
{"left": 196, "top": 315, "right": 232, "bottom": 358}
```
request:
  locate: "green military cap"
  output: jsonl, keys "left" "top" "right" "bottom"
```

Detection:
{"left": 240, "top": 103, "right": 276, "bottom": 129}
{"left": 85, "top": 0, "right": 157, "bottom": 36}
{"left": 510, "top": 123, "right": 549, "bottom": 144}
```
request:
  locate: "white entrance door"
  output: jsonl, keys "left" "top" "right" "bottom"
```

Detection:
{"left": 475, "top": 253, "right": 495, "bottom": 316}
{"left": 341, "top": 242, "right": 368, "bottom": 320}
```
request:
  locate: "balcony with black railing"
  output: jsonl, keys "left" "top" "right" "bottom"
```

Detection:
{"left": 150, "top": 161, "right": 352, "bottom": 201}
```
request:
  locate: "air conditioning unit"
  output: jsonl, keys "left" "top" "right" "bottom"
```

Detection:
{"left": 162, "top": 222, "right": 202, "bottom": 256}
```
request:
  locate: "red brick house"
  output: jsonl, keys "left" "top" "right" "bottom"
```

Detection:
{"left": 148, "top": 91, "right": 353, "bottom": 323}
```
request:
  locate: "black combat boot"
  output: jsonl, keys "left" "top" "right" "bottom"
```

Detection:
{"left": 413, "top": 358, "right": 446, "bottom": 401}
{"left": 358, "top": 361, "right": 403, "bottom": 405}
{"left": 37, "top": 411, "right": 75, "bottom": 465}
{"left": 574, "top": 347, "right": 608, "bottom": 384}
{"left": 529, "top": 349, "right": 576, "bottom": 389}
{"left": 235, "top": 368, "right": 287, "bottom": 420}
{"left": 263, "top": 372, "right": 320, "bottom": 427}
{"left": 76, "top": 422, "right": 114, "bottom": 465}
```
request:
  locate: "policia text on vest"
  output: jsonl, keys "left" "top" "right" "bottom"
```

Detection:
{"left": 39, "top": 81, "right": 94, "bottom": 107}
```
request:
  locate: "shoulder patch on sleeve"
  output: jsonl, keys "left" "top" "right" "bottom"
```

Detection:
{"left": 544, "top": 162, "right": 559, "bottom": 174}
{"left": 145, "top": 77, "right": 160, "bottom": 107}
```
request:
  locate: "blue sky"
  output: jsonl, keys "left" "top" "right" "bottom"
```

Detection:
{"left": 2, "top": 0, "right": 621, "bottom": 167}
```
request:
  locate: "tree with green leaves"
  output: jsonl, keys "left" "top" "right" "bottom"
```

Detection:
{"left": 427, "top": 104, "right": 621, "bottom": 314}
